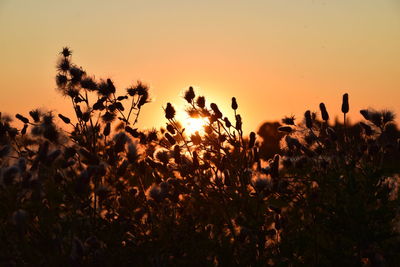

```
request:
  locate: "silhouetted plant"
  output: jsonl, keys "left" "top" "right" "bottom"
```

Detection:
{"left": 0, "top": 48, "right": 399, "bottom": 266}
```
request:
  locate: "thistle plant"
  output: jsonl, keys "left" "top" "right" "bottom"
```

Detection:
{"left": 0, "top": 49, "right": 399, "bottom": 266}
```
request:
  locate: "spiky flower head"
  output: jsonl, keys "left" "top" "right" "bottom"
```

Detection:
{"left": 196, "top": 96, "right": 206, "bottom": 108}
{"left": 165, "top": 103, "right": 176, "bottom": 120}
{"left": 60, "top": 47, "right": 72, "bottom": 57}
{"left": 184, "top": 86, "right": 196, "bottom": 103}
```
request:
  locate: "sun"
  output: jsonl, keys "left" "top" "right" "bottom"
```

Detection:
{"left": 184, "top": 117, "right": 209, "bottom": 136}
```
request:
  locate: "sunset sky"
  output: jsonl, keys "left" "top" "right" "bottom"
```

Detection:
{"left": 1, "top": 0, "right": 399, "bottom": 132}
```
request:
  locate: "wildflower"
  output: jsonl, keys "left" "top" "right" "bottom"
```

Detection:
{"left": 165, "top": 103, "right": 176, "bottom": 120}
{"left": 80, "top": 77, "right": 97, "bottom": 91}
{"left": 166, "top": 124, "right": 176, "bottom": 134}
{"left": 15, "top": 114, "right": 29, "bottom": 124}
{"left": 184, "top": 86, "right": 195, "bottom": 103}
{"left": 196, "top": 96, "right": 206, "bottom": 108}
{"left": 319, "top": 103, "right": 329, "bottom": 121}
{"left": 57, "top": 57, "right": 70, "bottom": 72}
{"left": 210, "top": 103, "right": 222, "bottom": 119}
{"left": 278, "top": 126, "right": 293, "bottom": 133}
{"left": 29, "top": 109, "right": 41, "bottom": 122}
{"left": 58, "top": 114, "right": 71, "bottom": 124}
{"left": 382, "top": 110, "right": 395, "bottom": 124}
{"left": 224, "top": 117, "right": 231, "bottom": 128}
{"left": 231, "top": 97, "right": 238, "bottom": 110}
{"left": 235, "top": 114, "right": 242, "bottom": 131}
{"left": 102, "top": 111, "right": 116, "bottom": 123}
{"left": 154, "top": 148, "right": 170, "bottom": 164}
{"left": 165, "top": 132, "right": 176, "bottom": 145}
{"left": 282, "top": 115, "right": 296, "bottom": 125}
{"left": 106, "top": 78, "right": 116, "bottom": 94}
{"left": 103, "top": 122, "right": 111, "bottom": 136}
{"left": 138, "top": 90, "right": 150, "bottom": 107}
{"left": 125, "top": 126, "right": 139, "bottom": 138}
{"left": 249, "top": 132, "right": 256, "bottom": 148}
{"left": 69, "top": 66, "right": 85, "bottom": 83}
{"left": 56, "top": 74, "right": 68, "bottom": 87}
{"left": 341, "top": 93, "right": 349, "bottom": 114}
{"left": 304, "top": 110, "right": 312, "bottom": 129}
{"left": 60, "top": 47, "right": 72, "bottom": 57}
{"left": 147, "top": 129, "right": 158, "bottom": 142}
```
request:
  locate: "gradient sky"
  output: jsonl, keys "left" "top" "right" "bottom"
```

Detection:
{"left": 1, "top": 0, "right": 399, "bottom": 132}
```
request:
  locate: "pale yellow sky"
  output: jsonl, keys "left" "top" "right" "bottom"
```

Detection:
{"left": 0, "top": 0, "right": 399, "bottom": 132}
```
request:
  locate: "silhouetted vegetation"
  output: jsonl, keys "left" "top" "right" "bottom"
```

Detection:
{"left": 1, "top": 48, "right": 399, "bottom": 266}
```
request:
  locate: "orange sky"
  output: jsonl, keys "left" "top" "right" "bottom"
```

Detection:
{"left": 0, "top": 0, "right": 399, "bottom": 133}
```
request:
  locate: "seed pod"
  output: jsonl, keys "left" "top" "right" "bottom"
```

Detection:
{"left": 196, "top": 96, "right": 206, "bottom": 108}
{"left": 166, "top": 124, "right": 175, "bottom": 134}
{"left": 341, "top": 93, "right": 349, "bottom": 114}
{"left": 319, "top": 103, "right": 329, "bottom": 121}
{"left": 165, "top": 132, "right": 176, "bottom": 145}
{"left": 249, "top": 132, "right": 256, "bottom": 149}
{"left": 224, "top": 117, "right": 231, "bottom": 128}
{"left": 21, "top": 124, "right": 28, "bottom": 135}
{"left": 103, "top": 122, "right": 111, "bottom": 136}
{"left": 173, "top": 145, "right": 181, "bottom": 164}
{"left": 210, "top": 103, "right": 222, "bottom": 119}
{"left": 231, "top": 97, "right": 238, "bottom": 110}
{"left": 165, "top": 103, "right": 175, "bottom": 120}
{"left": 235, "top": 114, "right": 242, "bottom": 131}
{"left": 184, "top": 86, "right": 195, "bottom": 103}
{"left": 304, "top": 110, "right": 312, "bottom": 129}
{"left": 58, "top": 114, "right": 71, "bottom": 124}
{"left": 29, "top": 110, "right": 40, "bottom": 122}
{"left": 125, "top": 126, "right": 139, "bottom": 138}
{"left": 106, "top": 78, "right": 116, "bottom": 94}
{"left": 278, "top": 126, "right": 292, "bottom": 133}
{"left": 15, "top": 114, "right": 29, "bottom": 124}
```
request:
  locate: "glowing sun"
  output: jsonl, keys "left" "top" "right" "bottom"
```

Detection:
{"left": 184, "top": 117, "right": 209, "bottom": 135}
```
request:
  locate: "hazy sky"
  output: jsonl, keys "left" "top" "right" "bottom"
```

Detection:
{"left": 1, "top": 0, "right": 399, "bottom": 132}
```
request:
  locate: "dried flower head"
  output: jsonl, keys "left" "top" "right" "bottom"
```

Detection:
{"left": 165, "top": 103, "right": 176, "bottom": 120}
{"left": 196, "top": 96, "right": 206, "bottom": 108}
{"left": 341, "top": 93, "right": 349, "bottom": 114}
{"left": 184, "top": 86, "right": 195, "bottom": 103}
{"left": 319, "top": 103, "right": 329, "bottom": 121}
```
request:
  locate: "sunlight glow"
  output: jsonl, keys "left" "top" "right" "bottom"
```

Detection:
{"left": 184, "top": 117, "right": 209, "bottom": 136}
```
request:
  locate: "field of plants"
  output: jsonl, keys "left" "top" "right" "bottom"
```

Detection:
{"left": 1, "top": 48, "right": 399, "bottom": 266}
